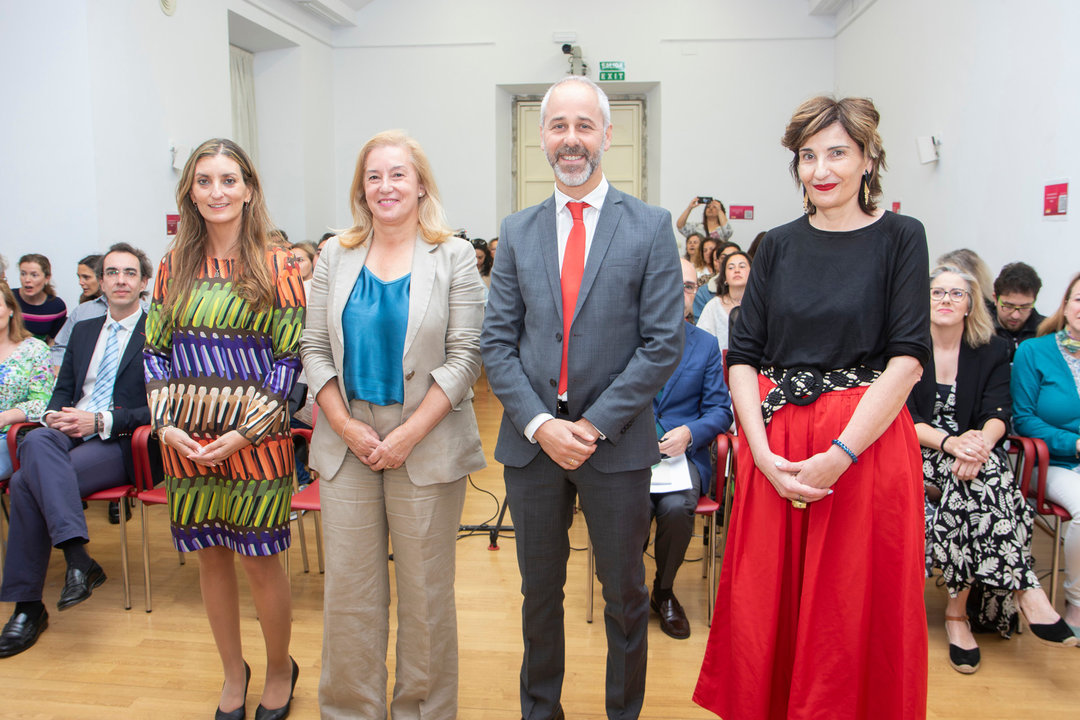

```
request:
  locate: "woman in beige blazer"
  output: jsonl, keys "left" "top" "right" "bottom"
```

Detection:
{"left": 300, "top": 130, "right": 485, "bottom": 720}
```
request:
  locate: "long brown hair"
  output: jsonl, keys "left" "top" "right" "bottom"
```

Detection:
{"left": 339, "top": 130, "right": 452, "bottom": 248}
{"left": 0, "top": 282, "right": 32, "bottom": 343}
{"left": 781, "top": 96, "right": 886, "bottom": 216}
{"left": 1037, "top": 272, "right": 1080, "bottom": 337}
{"left": 163, "top": 139, "right": 276, "bottom": 316}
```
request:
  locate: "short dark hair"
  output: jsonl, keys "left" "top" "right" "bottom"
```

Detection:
{"left": 993, "top": 262, "right": 1042, "bottom": 299}
{"left": 101, "top": 242, "right": 154, "bottom": 298}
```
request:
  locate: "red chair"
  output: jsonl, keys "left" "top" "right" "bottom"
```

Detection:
{"left": 1012, "top": 435, "right": 1071, "bottom": 606}
{"left": 284, "top": 425, "right": 323, "bottom": 579}
{"left": 5, "top": 422, "right": 136, "bottom": 610}
{"left": 585, "top": 433, "right": 730, "bottom": 628}
{"left": 132, "top": 424, "right": 184, "bottom": 613}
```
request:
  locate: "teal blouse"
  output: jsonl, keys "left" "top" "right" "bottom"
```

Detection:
{"left": 342, "top": 266, "right": 410, "bottom": 406}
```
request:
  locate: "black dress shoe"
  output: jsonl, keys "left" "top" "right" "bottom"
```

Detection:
{"left": 651, "top": 592, "right": 691, "bottom": 639}
{"left": 57, "top": 560, "right": 107, "bottom": 611}
{"left": 108, "top": 500, "right": 131, "bottom": 524}
{"left": 216, "top": 661, "right": 251, "bottom": 720}
{"left": 254, "top": 656, "right": 299, "bottom": 720}
{"left": 0, "top": 609, "right": 48, "bottom": 658}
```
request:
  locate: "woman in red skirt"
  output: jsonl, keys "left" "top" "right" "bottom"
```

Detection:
{"left": 694, "top": 97, "right": 931, "bottom": 720}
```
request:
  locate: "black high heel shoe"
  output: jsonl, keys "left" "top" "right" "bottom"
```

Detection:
{"left": 1018, "top": 606, "right": 1080, "bottom": 647}
{"left": 254, "top": 656, "right": 299, "bottom": 720}
{"left": 215, "top": 661, "right": 251, "bottom": 720}
{"left": 945, "top": 614, "right": 980, "bottom": 674}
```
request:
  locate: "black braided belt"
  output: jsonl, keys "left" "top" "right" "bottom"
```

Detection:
{"left": 760, "top": 365, "right": 881, "bottom": 425}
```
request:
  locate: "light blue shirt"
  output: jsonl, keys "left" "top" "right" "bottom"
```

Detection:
{"left": 342, "top": 266, "right": 410, "bottom": 406}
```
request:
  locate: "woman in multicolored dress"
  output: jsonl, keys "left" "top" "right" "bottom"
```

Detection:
{"left": 144, "top": 139, "right": 305, "bottom": 720}
{"left": 909, "top": 265, "right": 1075, "bottom": 675}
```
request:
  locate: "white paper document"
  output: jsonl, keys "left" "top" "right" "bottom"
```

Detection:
{"left": 649, "top": 453, "right": 693, "bottom": 494}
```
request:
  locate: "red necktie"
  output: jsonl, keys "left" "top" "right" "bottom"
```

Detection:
{"left": 559, "top": 201, "right": 588, "bottom": 395}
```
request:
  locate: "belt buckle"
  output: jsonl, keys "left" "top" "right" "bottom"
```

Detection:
{"left": 556, "top": 399, "right": 570, "bottom": 417}
{"left": 780, "top": 367, "right": 823, "bottom": 406}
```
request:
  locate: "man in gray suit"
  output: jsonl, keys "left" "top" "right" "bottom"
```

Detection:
{"left": 481, "top": 76, "right": 684, "bottom": 720}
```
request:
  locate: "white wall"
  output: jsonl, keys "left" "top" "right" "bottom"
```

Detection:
{"left": 0, "top": 2, "right": 99, "bottom": 298}
{"left": 0, "top": 0, "right": 335, "bottom": 304}
{"left": 332, "top": 0, "right": 836, "bottom": 243}
{"left": 835, "top": 0, "right": 1080, "bottom": 313}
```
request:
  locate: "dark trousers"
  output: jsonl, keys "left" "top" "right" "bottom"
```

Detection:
{"left": 505, "top": 452, "right": 651, "bottom": 720}
{"left": 0, "top": 428, "right": 125, "bottom": 602}
{"left": 649, "top": 462, "right": 701, "bottom": 591}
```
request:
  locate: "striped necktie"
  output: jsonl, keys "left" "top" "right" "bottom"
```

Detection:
{"left": 88, "top": 322, "right": 121, "bottom": 412}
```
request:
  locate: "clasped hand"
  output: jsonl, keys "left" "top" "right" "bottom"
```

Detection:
{"left": 945, "top": 429, "right": 990, "bottom": 482}
{"left": 162, "top": 427, "right": 250, "bottom": 468}
{"left": 535, "top": 418, "right": 598, "bottom": 471}
{"left": 761, "top": 447, "right": 848, "bottom": 504}
{"left": 46, "top": 407, "right": 96, "bottom": 438}
{"left": 341, "top": 419, "right": 417, "bottom": 471}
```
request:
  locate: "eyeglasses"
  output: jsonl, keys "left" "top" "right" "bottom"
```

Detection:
{"left": 997, "top": 299, "right": 1035, "bottom": 314}
{"left": 103, "top": 268, "right": 140, "bottom": 278}
{"left": 930, "top": 288, "right": 968, "bottom": 302}
{"left": 682, "top": 282, "right": 698, "bottom": 293}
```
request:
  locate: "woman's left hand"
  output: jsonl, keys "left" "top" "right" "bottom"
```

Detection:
{"left": 781, "top": 447, "right": 850, "bottom": 493}
{"left": 187, "top": 430, "right": 251, "bottom": 468}
{"left": 366, "top": 425, "right": 419, "bottom": 471}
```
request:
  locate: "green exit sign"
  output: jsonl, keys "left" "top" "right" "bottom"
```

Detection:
{"left": 598, "top": 61, "right": 625, "bottom": 81}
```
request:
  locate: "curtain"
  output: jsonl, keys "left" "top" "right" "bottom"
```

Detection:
{"left": 229, "top": 45, "right": 259, "bottom": 163}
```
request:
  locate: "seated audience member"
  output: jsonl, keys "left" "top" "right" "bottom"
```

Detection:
{"left": 0, "top": 243, "right": 154, "bottom": 658}
{"left": 697, "top": 251, "right": 751, "bottom": 351}
{"left": 51, "top": 274, "right": 152, "bottom": 371}
{"left": 472, "top": 237, "right": 493, "bottom": 289}
{"left": 315, "top": 231, "right": 335, "bottom": 263}
{"left": 698, "top": 238, "right": 720, "bottom": 285}
{"left": 746, "top": 231, "right": 766, "bottom": 262}
{"left": 0, "top": 254, "right": 8, "bottom": 283}
{"left": 938, "top": 248, "right": 995, "bottom": 308}
{"left": 290, "top": 240, "right": 317, "bottom": 298}
{"left": 992, "top": 262, "right": 1045, "bottom": 358}
{"left": 1012, "top": 271, "right": 1080, "bottom": 636}
{"left": 685, "top": 232, "right": 708, "bottom": 281}
{"left": 677, "top": 196, "right": 734, "bottom": 243}
{"left": 16, "top": 254, "right": 67, "bottom": 344}
{"left": 0, "top": 282, "right": 55, "bottom": 480}
{"left": 76, "top": 255, "right": 103, "bottom": 304}
{"left": 908, "top": 265, "right": 1076, "bottom": 675}
{"left": 692, "top": 242, "right": 739, "bottom": 322}
{"left": 649, "top": 259, "right": 733, "bottom": 639}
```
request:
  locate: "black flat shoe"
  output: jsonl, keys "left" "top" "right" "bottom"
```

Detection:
{"left": 1020, "top": 609, "right": 1080, "bottom": 647}
{"left": 0, "top": 609, "right": 48, "bottom": 658}
{"left": 254, "top": 657, "right": 298, "bottom": 720}
{"left": 216, "top": 661, "right": 251, "bottom": 720}
{"left": 945, "top": 614, "right": 980, "bottom": 674}
{"left": 57, "top": 560, "right": 106, "bottom": 611}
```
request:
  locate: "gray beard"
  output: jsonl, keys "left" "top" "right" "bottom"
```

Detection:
{"left": 547, "top": 145, "right": 604, "bottom": 187}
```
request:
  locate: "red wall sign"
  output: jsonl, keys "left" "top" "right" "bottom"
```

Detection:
{"left": 1044, "top": 182, "right": 1068, "bottom": 216}
{"left": 728, "top": 205, "right": 753, "bottom": 220}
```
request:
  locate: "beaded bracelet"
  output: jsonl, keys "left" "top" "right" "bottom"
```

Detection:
{"left": 831, "top": 438, "right": 858, "bottom": 464}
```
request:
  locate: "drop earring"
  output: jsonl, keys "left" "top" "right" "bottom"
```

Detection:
{"left": 802, "top": 186, "right": 810, "bottom": 214}
{"left": 862, "top": 171, "right": 871, "bottom": 206}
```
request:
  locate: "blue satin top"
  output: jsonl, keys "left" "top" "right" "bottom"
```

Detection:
{"left": 342, "top": 266, "right": 410, "bottom": 406}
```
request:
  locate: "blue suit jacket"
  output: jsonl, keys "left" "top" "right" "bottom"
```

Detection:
{"left": 653, "top": 323, "right": 732, "bottom": 494}
{"left": 481, "top": 185, "right": 684, "bottom": 473}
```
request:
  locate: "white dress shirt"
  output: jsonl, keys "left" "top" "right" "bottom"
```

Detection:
{"left": 524, "top": 176, "right": 610, "bottom": 442}
{"left": 65, "top": 309, "right": 143, "bottom": 439}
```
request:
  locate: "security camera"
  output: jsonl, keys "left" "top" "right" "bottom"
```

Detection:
{"left": 562, "top": 43, "right": 572, "bottom": 55}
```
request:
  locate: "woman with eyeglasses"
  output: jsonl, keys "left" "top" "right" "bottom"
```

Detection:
{"left": 1012, "top": 271, "right": 1080, "bottom": 637}
{"left": 909, "top": 265, "right": 1076, "bottom": 675}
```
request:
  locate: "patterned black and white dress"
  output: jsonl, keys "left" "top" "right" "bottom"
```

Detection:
{"left": 922, "top": 382, "right": 1040, "bottom": 636}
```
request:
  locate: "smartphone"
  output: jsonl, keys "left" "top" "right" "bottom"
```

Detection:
{"left": 697, "top": 196, "right": 713, "bottom": 205}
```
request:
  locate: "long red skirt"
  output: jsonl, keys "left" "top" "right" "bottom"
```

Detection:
{"left": 694, "top": 380, "right": 927, "bottom": 720}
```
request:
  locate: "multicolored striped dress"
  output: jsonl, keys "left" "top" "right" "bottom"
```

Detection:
{"left": 143, "top": 249, "right": 305, "bottom": 556}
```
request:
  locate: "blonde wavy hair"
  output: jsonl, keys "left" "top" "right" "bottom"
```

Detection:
{"left": 338, "top": 130, "right": 452, "bottom": 248}
{"left": 1037, "top": 272, "right": 1080, "bottom": 336}
{"left": 930, "top": 264, "right": 994, "bottom": 347}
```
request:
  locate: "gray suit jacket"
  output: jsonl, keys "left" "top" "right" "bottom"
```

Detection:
{"left": 481, "top": 185, "right": 684, "bottom": 473}
{"left": 300, "top": 234, "right": 486, "bottom": 485}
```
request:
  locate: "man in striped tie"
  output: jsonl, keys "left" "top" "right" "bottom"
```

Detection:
{"left": 0, "top": 243, "right": 153, "bottom": 658}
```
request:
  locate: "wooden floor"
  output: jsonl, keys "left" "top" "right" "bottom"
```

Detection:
{"left": 1, "top": 379, "right": 1078, "bottom": 718}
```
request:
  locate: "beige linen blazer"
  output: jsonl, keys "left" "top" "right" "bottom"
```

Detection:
{"left": 300, "top": 233, "right": 486, "bottom": 485}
